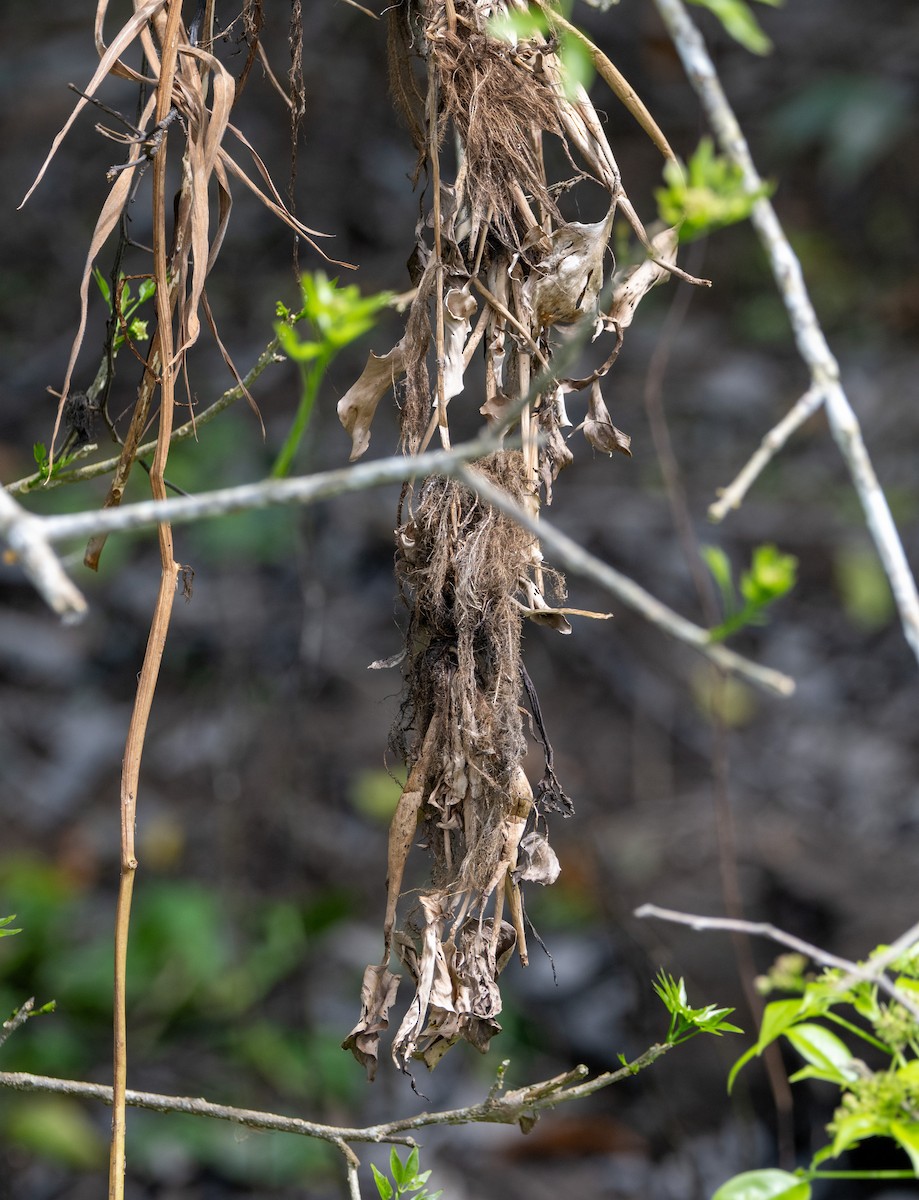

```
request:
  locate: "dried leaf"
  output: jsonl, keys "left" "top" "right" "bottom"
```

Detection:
{"left": 443, "top": 283, "right": 476, "bottom": 400}
{"left": 525, "top": 205, "right": 615, "bottom": 326}
{"left": 607, "top": 227, "right": 679, "bottom": 328}
{"left": 513, "top": 831, "right": 561, "bottom": 886}
{"left": 341, "top": 963, "right": 401, "bottom": 1081}
{"left": 579, "top": 381, "right": 631, "bottom": 457}
{"left": 337, "top": 339, "right": 406, "bottom": 462}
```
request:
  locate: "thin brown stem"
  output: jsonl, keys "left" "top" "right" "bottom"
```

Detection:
{"left": 109, "top": 4, "right": 183, "bottom": 1197}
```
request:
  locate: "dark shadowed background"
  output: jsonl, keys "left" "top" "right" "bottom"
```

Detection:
{"left": 1, "top": 1, "right": 918, "bottom": 1197}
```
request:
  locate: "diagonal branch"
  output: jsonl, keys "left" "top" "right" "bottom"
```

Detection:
{"left": 2, "top": 434, "right": 792, "bottom": 693}
{"left": 653, "top": 0, "right": 919, "bottom": 665}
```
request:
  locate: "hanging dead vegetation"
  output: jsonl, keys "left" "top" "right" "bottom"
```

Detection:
{"left": 342, "top": 0, "right": 705, "bottom": 1081}
{"left": 21, "top": 0, "right": 337, "bottom": 567}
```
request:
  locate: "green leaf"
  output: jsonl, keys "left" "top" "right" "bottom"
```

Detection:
{"left": 390, "top": 1147, "right": 406, "bottom": 1187}
{"left": 137, "top": 277, "right": 156, "bottom": 303}
{"left": 830, "top": 1111, "right": 890, "bottom": 1159}
{"left": 701, "top": 544, "right": 738, "bottom": 615}
{"left": 711, "top": 1168, "right": 810, "bottom": 1200}
{"left": 686, "top": 0, "right": 775, "bottom": 56}
{"left": 740, "top": 544, "right": 797, "bottom": 607}
{"left": 372, "top": 1163, "right": 395, "bottom": 1200}
{"left": 783, "top": 1023, "right": 856, "bottom": 1083}
{"left": 728, "top": 999, "right": 804, "bottom": 1090}
{"left": 0, "top": 914, "right": 21, "bottom": 937}
{"left": 404, "top": 1147, "right": 420, "bottom": 1181}
{"left": 92, "top": 267, "right": 111, "bottom": 306}
{"left": 890, "top": 1121, "right": 919, "bottom": 1174}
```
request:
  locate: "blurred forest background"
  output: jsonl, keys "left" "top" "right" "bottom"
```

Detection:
{"left": 1, "top": 1, "right": 918, "bottom": 1197}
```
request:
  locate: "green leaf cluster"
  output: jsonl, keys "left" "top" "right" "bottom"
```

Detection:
{"left": 93, "top": 269, "right": 155, "bottom": 352}
{"left": 372, "top": 1147, "right": 443, "bottom": 1200}
{"left": 32, "top": 442, "right": 78, "bottom": 482}
{"left": 653, "top": 970, "right": 742, "bottom": 1046}
{"left": 0, "top": 915, "right": 21, "bottom": 939}
{"left": 656, "top": 138, "right": 772, "bottom": 243}
{"left": 686, "top": 0, "right": 783, "bottom": 57}
{"left": 271, "top": 272, "right": 393, "bottom": 478}
{"left": 717, "top": 941, "right": 919, "bottom": 1197}
{"left": 703, "top": 543, "right": 797, "bottom": 642}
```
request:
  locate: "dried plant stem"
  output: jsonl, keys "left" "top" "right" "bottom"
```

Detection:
{"left": 109, "top": 5, "right": 182, "bottom": 1197}
{"left": 532, "top": 0, "right": 677, "bottom": 164}
{"left": 653, "top": 0, "right": 919, "bottom": 665}
{"left": 428, "top": 69, "right": 450, "bottom": 449}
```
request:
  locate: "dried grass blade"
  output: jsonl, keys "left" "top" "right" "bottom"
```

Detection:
{"left": 534, "top": 0, "right": 678, "bottom": 163}
{"left": 48, "top": 101, "right": 156, "bottom": 463}
{"left": 21, "top": 0, "right": 167, "bottom": 207}
{"left": 200, "top": 292, "right": 264, "bottom": 433}
{"left": 94, "top": 0, "right": 158, "bottom": 83}
{"left": 176, "top": 47, "right": 235, "bottom": 352}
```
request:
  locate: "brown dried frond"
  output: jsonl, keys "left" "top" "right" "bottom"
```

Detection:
{"left": 432, "top": 17, "right": 564, "bottom": 242}
{"left": 400, "top": 258, "right": 437, "bottom": 453}
{"left": 394, "top": 452, "right": 535, "bottom": 891}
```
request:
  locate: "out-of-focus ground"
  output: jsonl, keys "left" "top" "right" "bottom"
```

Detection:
{"left": 1, "top": 2, "right": 918, "bottom": 1198}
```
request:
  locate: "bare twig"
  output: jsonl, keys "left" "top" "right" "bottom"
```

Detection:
{"left": 0, "top": 1041, "right": 670, "bottom": 1144}
{"left": 0, "top": 999, "right": 36, "bottom": 1050}
{"left": 708, "top": 384, "right": 826, "bottom": 522}
{"left": 634, "top": 904, "right": 919, "bottom": 1019}
{"left": 6, "top": 338, "right": 286, "bottom": 497}
{"left": 653, "top": 0, "right": 919, "bottom": 665}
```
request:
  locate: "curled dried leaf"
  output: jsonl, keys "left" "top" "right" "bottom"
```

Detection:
{"left": 443, "top": 283, "right": 476, "bottom": 400}
{"left": 607, "top": 227, "right": 679, "bottom": 328}
{"left": 337, "top": 338, "right": 407, "bottom": 461}
{"left": 579, "top": 381, "right": 631, "bottom": 457}
{"left": 513, "top": 830, "right": 561, "bottom": 886}
{"left": 341, "top": 963, "right": 401, "bottom": 1081}
{"left": 525, "top": 205, "right": 615, "bottom": 327}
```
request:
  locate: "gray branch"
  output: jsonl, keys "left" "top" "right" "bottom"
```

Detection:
{"left": 635, "top": 903, "right": 919, "bottom": 1018}
{"left": 654, "top": 0, "right": 919, "bottom": 665}
{"left": 0, "top": 488, "right": 88, "bottom": 621}
{"left": 0, "top": 1043, "right": 669, "bottom": 1144}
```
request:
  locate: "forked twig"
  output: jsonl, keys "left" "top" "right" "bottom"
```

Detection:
{"left": 653, "top": 0, "right": 919, "bottom": 665}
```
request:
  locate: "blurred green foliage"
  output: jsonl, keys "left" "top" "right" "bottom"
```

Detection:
{"left": 0, "top": 855, "right": 357, "bottom": 1187}
{"left": 687, "top": 0, "right": 783, "bottom": 56}
{"left": 702, "top": 542, "right": 798, "bottom": 642}
{"left": 656, "top": 138, "right": 772, "bottom": 243}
